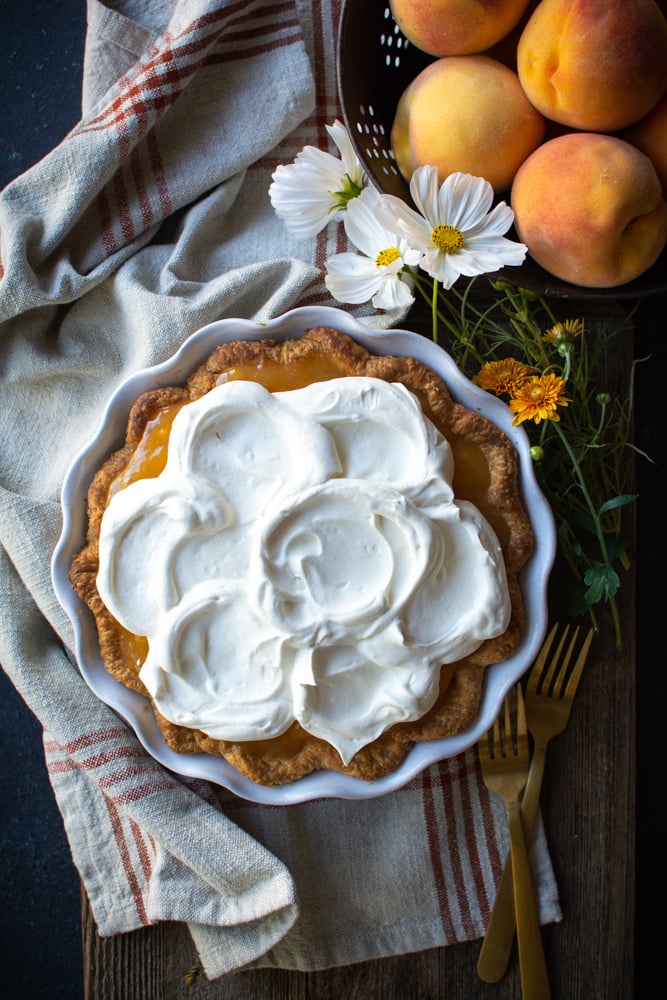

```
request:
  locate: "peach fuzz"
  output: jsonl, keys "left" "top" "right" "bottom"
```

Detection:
{"left": 391, "top": 55, "right": 545, "bottom": 193}
{"left": 389, "top": 0, "right": 532, "bottom": 57}
{"left": 517, "top": 0, "right": 667, "bottom": 132}
{"left": 511, "top": 133, "right": 667, "bottom": 288}
{"left": 624, "top": 91, "right": 667, "bottom": 197}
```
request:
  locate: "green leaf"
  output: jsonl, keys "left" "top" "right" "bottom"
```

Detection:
{"left": 598, "top": 494, "right": 638, "bottom": 516}
{"left": 584, "top": 563, "right": 620, "bottom": 604}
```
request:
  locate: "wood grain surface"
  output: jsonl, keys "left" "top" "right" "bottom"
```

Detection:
{"left": 81, "top": 300, "right": 643, "bottom": 1000}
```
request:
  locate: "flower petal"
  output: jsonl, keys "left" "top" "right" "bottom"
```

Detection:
{"left": 409, "top": 165, "right": 442, "bottom": 224}
{"left": 466, "top": 200, "right": 516, "bottom": 238}
{"left": 420, "top": 249, "right": 463, "bottom": 288}
{"left": 463, "top": 238, "right": 527, "bottom": 268}
{"left": 441, "top": 173, "right": 495, "bottom": 230}
{"left": 326, "top": 120, "right": 365, "bottom": 185}
{"left": 325, "top": 241, "right": 415, "bottom": 310}
{"left": 378, "top": 193, "right": 433, "bottom": 253}
{"left": 325, "top": 254, "right": 383, "bottom": 304}
{"left": 344, "top": 187, "right": 395, "bottom": 257}
{"left": 372, "top": 275, "right": 415, "bottom": 310}
{"left": 269, "top": 120, "right": 366, "bottom": 238}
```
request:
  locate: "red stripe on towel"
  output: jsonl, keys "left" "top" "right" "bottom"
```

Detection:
{"left": 48, "top": 727, "right": 130, "bottom": 754}
{"left": 130, "top": 818, "right": 154, "bottom": 883}
{"left": 438, "top": 758, "right": 477, "bottom": 940}
{"left": 421, "top": 767, "right": 457, "bottom": 941}
{"left": 104, "top": 797, "right": 150, "bottom": 925}
{"left": 457, "top": 758, "right": 489, "bottom": 931}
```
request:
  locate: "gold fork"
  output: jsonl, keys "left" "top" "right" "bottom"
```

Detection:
{"left": 477, "top": 623, "right": 595, "bottom": 984}
{"left": 478, "top": 684, "right": 551, "bottom": 1000}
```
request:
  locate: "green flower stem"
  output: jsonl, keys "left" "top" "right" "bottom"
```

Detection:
{"left": 411, "top": 271, "right": 487, "bottom": 365}
{"left": 551, "top": 419, "right": 622, "bottom": 647}
{"left": 591, "top": 397, "right": 608, "bottom": 447}
{"left": 431, "top": 277, "right": 439, "bottom": 345}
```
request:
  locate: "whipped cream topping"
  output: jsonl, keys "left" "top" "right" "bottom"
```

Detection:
{"left": 96, "top": 376, "right": 512, "bottom": 764}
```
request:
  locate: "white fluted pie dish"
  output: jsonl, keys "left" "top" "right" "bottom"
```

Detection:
{"left": 51, "top": 306, "right": 556, "bottom": 805}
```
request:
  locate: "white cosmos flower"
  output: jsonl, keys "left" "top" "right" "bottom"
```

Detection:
{"left": 379, "top": 166, "right": 527, "bottom": 289}
{"left": 324, "top": 186, "right": 421, "bottom": 310}
{"left": 268, "top": 120, "right": 366, "bottom": 239}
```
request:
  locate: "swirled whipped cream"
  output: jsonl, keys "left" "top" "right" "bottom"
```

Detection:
{"left": 97, "top": 376, "right": 511, "bottom": 764}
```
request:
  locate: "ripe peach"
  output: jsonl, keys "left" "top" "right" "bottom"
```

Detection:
{"left": 389, "top": 0, "right": 532, "bottom": 57}
{"left": 511, "top": 133, "right": 667, "bottom": 287}
{"left": 517, "top": 0, "right": 667, "bottom": 132}
{"left": 624, "top": 91, "right": 667, "bottom": 197}
{"left": 391, "top": 55, "right": 545, "bottom": 193}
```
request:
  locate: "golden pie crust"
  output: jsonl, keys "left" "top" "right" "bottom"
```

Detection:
{"left": 70, "top": 326, "right": 534, "bottom": 785}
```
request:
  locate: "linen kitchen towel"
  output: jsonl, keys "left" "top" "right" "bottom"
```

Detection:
{"left": 0, "top": 0, "right": 561, "bottom": 980}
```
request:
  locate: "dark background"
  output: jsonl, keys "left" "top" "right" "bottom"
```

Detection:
{"left": 1, "top": 6, "right": 87, "bottom": 999}
{"left": 0, "top": 2, "right": 663, "bottom": 998}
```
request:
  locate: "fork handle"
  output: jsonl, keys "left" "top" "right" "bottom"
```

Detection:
{"left": 507, "top": 798, "right": 551, "bottom": 1000}
{"left": 477, "top": 745, "right": 547, "bottom": 983}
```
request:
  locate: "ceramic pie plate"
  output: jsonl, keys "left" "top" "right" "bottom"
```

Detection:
{"left": 51, "top": 306, "right": 556, "bottom": 805}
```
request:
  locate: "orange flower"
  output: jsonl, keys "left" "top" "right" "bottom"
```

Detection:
{"left": 474, "top": 358, "right": 532, "bottom": 396}
{"left": 509, "top": 373, "right": 570, "bottom": 425}
{"left": 542, "top": 317, "right": 584, "bottom": 345}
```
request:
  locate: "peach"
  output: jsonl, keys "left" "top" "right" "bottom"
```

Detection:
{"left": 511, "top": 133, "right": 667, "bottom": 287}
{"left": 391, "top": 55, "right": 545, "bottom": 193}
{"left": 389, "top": 0, "right": 532, "bottom": 56}
{"left": 517, "top": 0, "right": 667, "bottom": 132}
{"left": 624, "top": 91, "right": 667, "bottom": 197}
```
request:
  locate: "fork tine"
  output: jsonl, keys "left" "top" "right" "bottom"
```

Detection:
{"left": 496, "top": 685, "right": 529, "bottom": 756}
{"left": 539, "top": 624, "right": 571, "bottom": 694}
{"left": 562, "top": 627, "right": 595, "bottom": 701}
{"left": 492, "top": 712, "right": 501, "bottom": 758}
{"left": 516, "top": 683, "right": 527, "bottom": 740}
{"left": 504, "top": 692, "right": 512, "bottom": 752}
{"left": 525, "top": 622, "right": 559, "bottom": 694}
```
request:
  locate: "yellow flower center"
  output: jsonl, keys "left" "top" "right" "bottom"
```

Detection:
{"left": 432, "top": 224, "right": 464, "bottom": 254}
{"left": 375, "top": 246, "right": 401, "bottom": 268}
